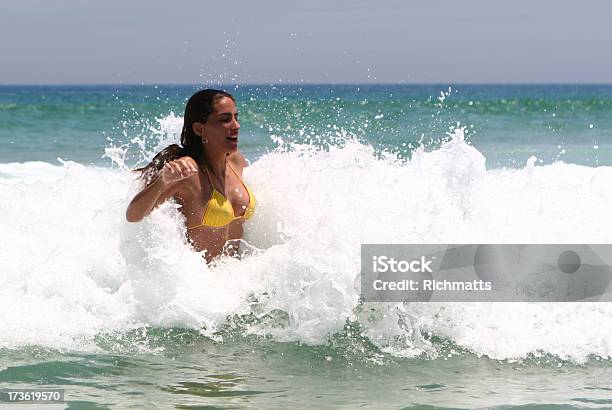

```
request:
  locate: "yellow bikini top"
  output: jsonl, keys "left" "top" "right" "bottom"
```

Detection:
{"left": 187, "top": 161, "right": 255, "bottom": 229}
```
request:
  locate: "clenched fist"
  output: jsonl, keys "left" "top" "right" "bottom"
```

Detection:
{"left": 160, "top": 157, "right": 199, "bottom": 184}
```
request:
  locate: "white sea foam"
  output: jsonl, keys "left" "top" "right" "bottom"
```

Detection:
{"left": 2, "top": 132, "right": 612, "bottom": 362}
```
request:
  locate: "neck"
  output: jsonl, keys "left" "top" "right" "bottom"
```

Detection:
{"left": 201, "top": 151, "right": 228, "bottom": 183}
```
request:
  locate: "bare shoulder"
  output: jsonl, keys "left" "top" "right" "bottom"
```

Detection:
{"left": 228, "top": 151, "right": 250, "bottom": 170}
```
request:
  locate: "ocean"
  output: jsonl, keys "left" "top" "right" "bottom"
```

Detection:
{"left": 1, "top": 84, "right": 612, "bottom": 408}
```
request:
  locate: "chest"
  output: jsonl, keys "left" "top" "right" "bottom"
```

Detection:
{"left": 214, "top": 182, "right": 250, "bottom": 217}
{"left": 198, "top": 172, "right": 251, "bottom": 219}
{"left": 175, "top": 165, "right": 252, "bottom": 227}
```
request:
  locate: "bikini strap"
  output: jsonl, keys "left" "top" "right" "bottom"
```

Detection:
{"left": 201, "top": 162, "right": 214, "bottom": 187}
{"left": 227, "top": 161, "right": 242, "bottom": 182}
{"left": 227, "top": 161, "right": 252, "bottom": 195}
{"left": 204, "top": 161, "right": 244, "bottom": 191}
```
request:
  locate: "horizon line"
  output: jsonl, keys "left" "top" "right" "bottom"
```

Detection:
{"left": 2, "top": 82, "right": 612, "bottom": 87}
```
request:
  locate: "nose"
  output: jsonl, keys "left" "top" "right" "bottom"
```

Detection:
{"left": 232, "top": 117, "right": 240, "bottom": 131}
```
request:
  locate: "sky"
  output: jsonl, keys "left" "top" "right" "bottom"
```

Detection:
{"left": 2, "top": 0, "right": 612, "bottom": 84}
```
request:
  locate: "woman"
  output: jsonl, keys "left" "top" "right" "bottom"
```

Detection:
{"left": 126, "top": 89, "right": 255, "bottom": 262}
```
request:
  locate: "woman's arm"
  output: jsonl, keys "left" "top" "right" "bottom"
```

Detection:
{"left": 126, "top": 157, "right": 198, "bottom": 222}
{"left": 125, "top": 175, "right": 175, "bottom": 222}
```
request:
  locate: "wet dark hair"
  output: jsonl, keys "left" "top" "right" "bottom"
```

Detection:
{"left": 136, "top": 89, "right": 235, "bottom": 184}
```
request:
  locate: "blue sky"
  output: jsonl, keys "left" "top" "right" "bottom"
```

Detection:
{"left": 2, "top": 0, "right": 612, "bottom": 84}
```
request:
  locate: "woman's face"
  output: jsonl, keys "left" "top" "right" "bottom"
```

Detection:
{"left": 194, "top": 96, "right": 240, "bottom": 154}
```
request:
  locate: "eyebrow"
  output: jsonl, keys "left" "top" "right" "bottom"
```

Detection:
{"left": 217, "top": 112, "right": 238, "bottom": 116}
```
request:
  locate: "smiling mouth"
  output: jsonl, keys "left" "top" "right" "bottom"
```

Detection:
{"left": 227, "top": 136, "right": 238, "bottom": 142}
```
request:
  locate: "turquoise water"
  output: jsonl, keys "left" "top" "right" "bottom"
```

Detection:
{"left": 1, "top": 84, "right": 611, "bottom": 167}
{"left": 2, "top": 85, "right": 612, "bottom": 408}
{"left": 3, "top": 330, "right": 612, "bottom": 408}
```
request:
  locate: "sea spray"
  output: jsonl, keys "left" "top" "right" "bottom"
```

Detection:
{"left": 2, "top": 126, "right": 612, "bottom": 362}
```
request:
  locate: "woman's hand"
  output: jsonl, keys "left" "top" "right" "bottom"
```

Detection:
{"left": 126, "top": 156, "right": 198, "bottom": 222}
{"left": 160, "top": 157, "right": 199, "bottom": 184}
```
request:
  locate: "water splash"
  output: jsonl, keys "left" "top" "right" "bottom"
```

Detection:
{"left": 2, "top": 123, "right": 612, "bottom": 363}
